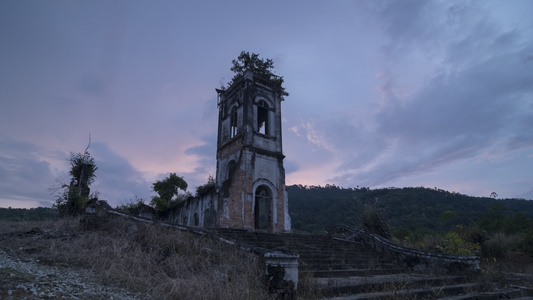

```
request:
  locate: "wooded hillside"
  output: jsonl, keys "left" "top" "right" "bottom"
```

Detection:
{"left": 287, "top": 185, "right": 533, "bottom": 234}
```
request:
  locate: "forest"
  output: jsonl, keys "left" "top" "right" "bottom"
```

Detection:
{"left": 288, "top": 185, "right": 533, "bottom": 257}
{"left": 287, "top": 184, "right": 533, "bottom": 235}
{"left": 0, "top": 207, "right": 57, "bottom": 222}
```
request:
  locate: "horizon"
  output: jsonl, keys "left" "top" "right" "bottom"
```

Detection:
{"left": 2, "top": 184, "right": 530, "bottom": 210}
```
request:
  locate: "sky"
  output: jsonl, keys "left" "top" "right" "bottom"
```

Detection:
{"left": 1, "top": 0, "right": 532, "bottom": 209}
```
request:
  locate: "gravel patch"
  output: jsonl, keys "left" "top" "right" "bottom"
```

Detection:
{"left": 0, "top": 250, "right": 147, "bottom": 300}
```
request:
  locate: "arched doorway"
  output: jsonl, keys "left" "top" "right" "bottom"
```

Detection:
{"left": 255, "top": 186, "right": 271, "bottom": 230}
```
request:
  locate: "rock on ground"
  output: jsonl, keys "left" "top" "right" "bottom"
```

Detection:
{"left": 0, "top": 250, "right": 146, "bottom": 300}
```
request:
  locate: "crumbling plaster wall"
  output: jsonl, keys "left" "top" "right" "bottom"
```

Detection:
{"left": 215, "top": 145, "right": 289, "bottom": 231}
{"left": 166, "top": 192, "right": 217, "bottom": 227}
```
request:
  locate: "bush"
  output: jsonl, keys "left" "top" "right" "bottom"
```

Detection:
{"left": 442, "top": 230, "right": 480, "bottom": 256}
{"left": 482, "top": 232, "right": 521, "bottom": 259}
{"left": 519, "top": 230, "right": 533, "bottom": 256}
{"left": 196, "top": 175, "right": 216, "bottom": 197}
{"left": 406, "top": 226, "right": 481, "bottom": 255}
{"left": 116, "top": 198, "right": 146, "bottom": 215}
{"left": 362, "top": 205, "right": 391, "bottom": 238}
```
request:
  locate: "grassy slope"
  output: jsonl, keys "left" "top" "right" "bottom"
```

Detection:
{"left": 0, "top": 217, "right": 271, "bottom": 300}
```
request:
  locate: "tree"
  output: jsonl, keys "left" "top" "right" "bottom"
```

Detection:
{"left": 229, "top": 51, "right": 288, "bottom": 99}
{"left": 474, "top": 202, "right": 507, "bottom": 233}
{"left": 150, "top": 173, "right": 188, "bottom": 212}
{"left": 53, "top": 147, "right": 98, "bottom": 216}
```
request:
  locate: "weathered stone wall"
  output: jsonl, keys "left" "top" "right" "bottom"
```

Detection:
{"left": 165, "top": 192, "right": 218, "bottom": 227}
{"left": 219, "top": 166, "right": 254, "bottom": 229}
{"left": 215, "top": 140, "right": 290, "bottom": 231}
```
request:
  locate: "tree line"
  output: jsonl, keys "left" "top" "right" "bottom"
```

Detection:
{"left": 287, "top": 184, "right": 533, "bottom": 256}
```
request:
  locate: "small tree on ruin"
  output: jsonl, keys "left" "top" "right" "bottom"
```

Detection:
{"left": 228, "top": 51, "right": 288, "bottom": 99}
{"left": 53, "top": 145, "right": 98, "bottom": 216}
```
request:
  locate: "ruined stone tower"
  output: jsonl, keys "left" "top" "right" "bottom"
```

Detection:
{"left": 215, "top": 69, "right": 291, "bottom": 232}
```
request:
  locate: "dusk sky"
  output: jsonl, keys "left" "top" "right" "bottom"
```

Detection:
{"left": 1, "top": 1, "right": 532, "bottom": 209}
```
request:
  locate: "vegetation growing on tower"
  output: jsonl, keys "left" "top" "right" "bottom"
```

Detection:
{"left": 228, "top": 51, "right": 288, "bottom": 99}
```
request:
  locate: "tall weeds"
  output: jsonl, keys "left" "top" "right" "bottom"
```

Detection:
{"left": 0, "top": 217, "right": 271, "bottom": 300}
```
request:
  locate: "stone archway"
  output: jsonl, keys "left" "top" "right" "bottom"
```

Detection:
{"left": 254, "top": 185, "right": 272, "bottom": 230}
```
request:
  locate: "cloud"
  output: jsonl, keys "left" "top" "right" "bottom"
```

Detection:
{"left": 79, "top": 75, "right": 107, "bottom": 97}
{"left": 1, "top": 0, "right": 532, "bottom": 206}
{"left": 183, "top": 132, "right": 217, "bottom": 188}
{"left": 314, "top": 1, "right": 533, "bottom": 189}
{"left": 90, "top": 142, "right": 152, "bottom": 206}
{"left": 0, "top": 138, "right": 156, "bottom": 208}
{"left": 518, "top": 186, "right": 533, "bottom": 200}
{"left": 0, "top": 138, "right": 59, "bottom": 207}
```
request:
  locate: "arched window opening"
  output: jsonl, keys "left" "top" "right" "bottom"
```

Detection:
{"left": 257, "top": 100, "right": 269, "bottom": 135}
{"left": 227, "top": 160, "right": 237, "bottom": 179}
{"left": 204, "top": 208, "right": 214, "bottom": 227}
{"left": 193, "top": 213, "right": 199, "bottom": 226}
{"left": 230, "top": 106, "right": 238, "bottom": 138}
{"left": 254, "top": 185, "right": 272, "bottom": 230}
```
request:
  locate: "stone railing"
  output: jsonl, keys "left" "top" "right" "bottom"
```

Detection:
{"left": 328, "top": 225, "right": 480, "bottom": 274}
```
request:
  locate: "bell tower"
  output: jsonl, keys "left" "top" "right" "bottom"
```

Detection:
{"left": 215, "top": 69, "right": 290, "bottom": 232}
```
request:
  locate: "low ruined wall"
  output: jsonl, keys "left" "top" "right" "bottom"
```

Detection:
{"left": 165, "top": 192, "right": 218, "bottom": 227}
{"left": 353, "top": 230, "right": 480, "bottom": 274}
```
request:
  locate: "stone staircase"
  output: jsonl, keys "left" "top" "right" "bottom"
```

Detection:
{"left": 212, "top": 228, "right": 533, "bottom": 299}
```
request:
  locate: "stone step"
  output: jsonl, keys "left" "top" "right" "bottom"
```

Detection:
{"left": 304, "top": 268, "right": 407, "bottom": 278}
{"left": 300, "top": 259, "right": 395, "bottom": 267}
{"left": 437, "top": 286, "right": 533, "bottom": 300}
{"left": 318, "top": 274, "right": 476, "bottom": 299}
{"left": 294, "top": 250, "right": 379, "bottom": 257}
{"left": 296, "top": 250, "right": 381, "bottom": 256}
{"left": 222, "top": 235, "right": 361, "bottom": 246}
{"left": 215, "top": 231, "right": 334, "bottom": 244}
{"left": 220, "top": 235, "right": 341, "bottom": 245}
{"left": 215, "top": 229, "right": 403, "bottom": 274}
{"left": 300, "top": 256, "right": 380, "bottom": 261}
{"left": 299, "top": 258, "right": 390, "bottom": 267}
{"left": 301, "top": 263, "right": 400, "bottom": 272}
{"left": 212, "top": 229, "right": 525, "bottom": 300}
{"left": 218, "top": 232, "right": 376, "bottom": 255}
{"left": 299, "top": 257, "right": 393, "bottom": 265}
{"left": 323, "top": 282, "right": 482, "bottom": 300}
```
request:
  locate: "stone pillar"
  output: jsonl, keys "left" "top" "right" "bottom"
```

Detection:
{"left": 263, "top": 252, "right": 299, "bottom": 298}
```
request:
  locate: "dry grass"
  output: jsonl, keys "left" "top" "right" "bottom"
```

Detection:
{"left": 0, "top": 216, "right": 273, "bottom": 300}
{"left": 479, "top": 251, "right": 533, "bottom": 288}
{"left": 482, "top": 232, "right": 522, "bottom": 259}
{"left": 297, "top": 268, "right": 321, "bottom": 299}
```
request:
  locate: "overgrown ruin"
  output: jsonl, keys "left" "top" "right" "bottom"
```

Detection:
{"left": 166, "top": 69, "right": 291, "bottom": 232}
